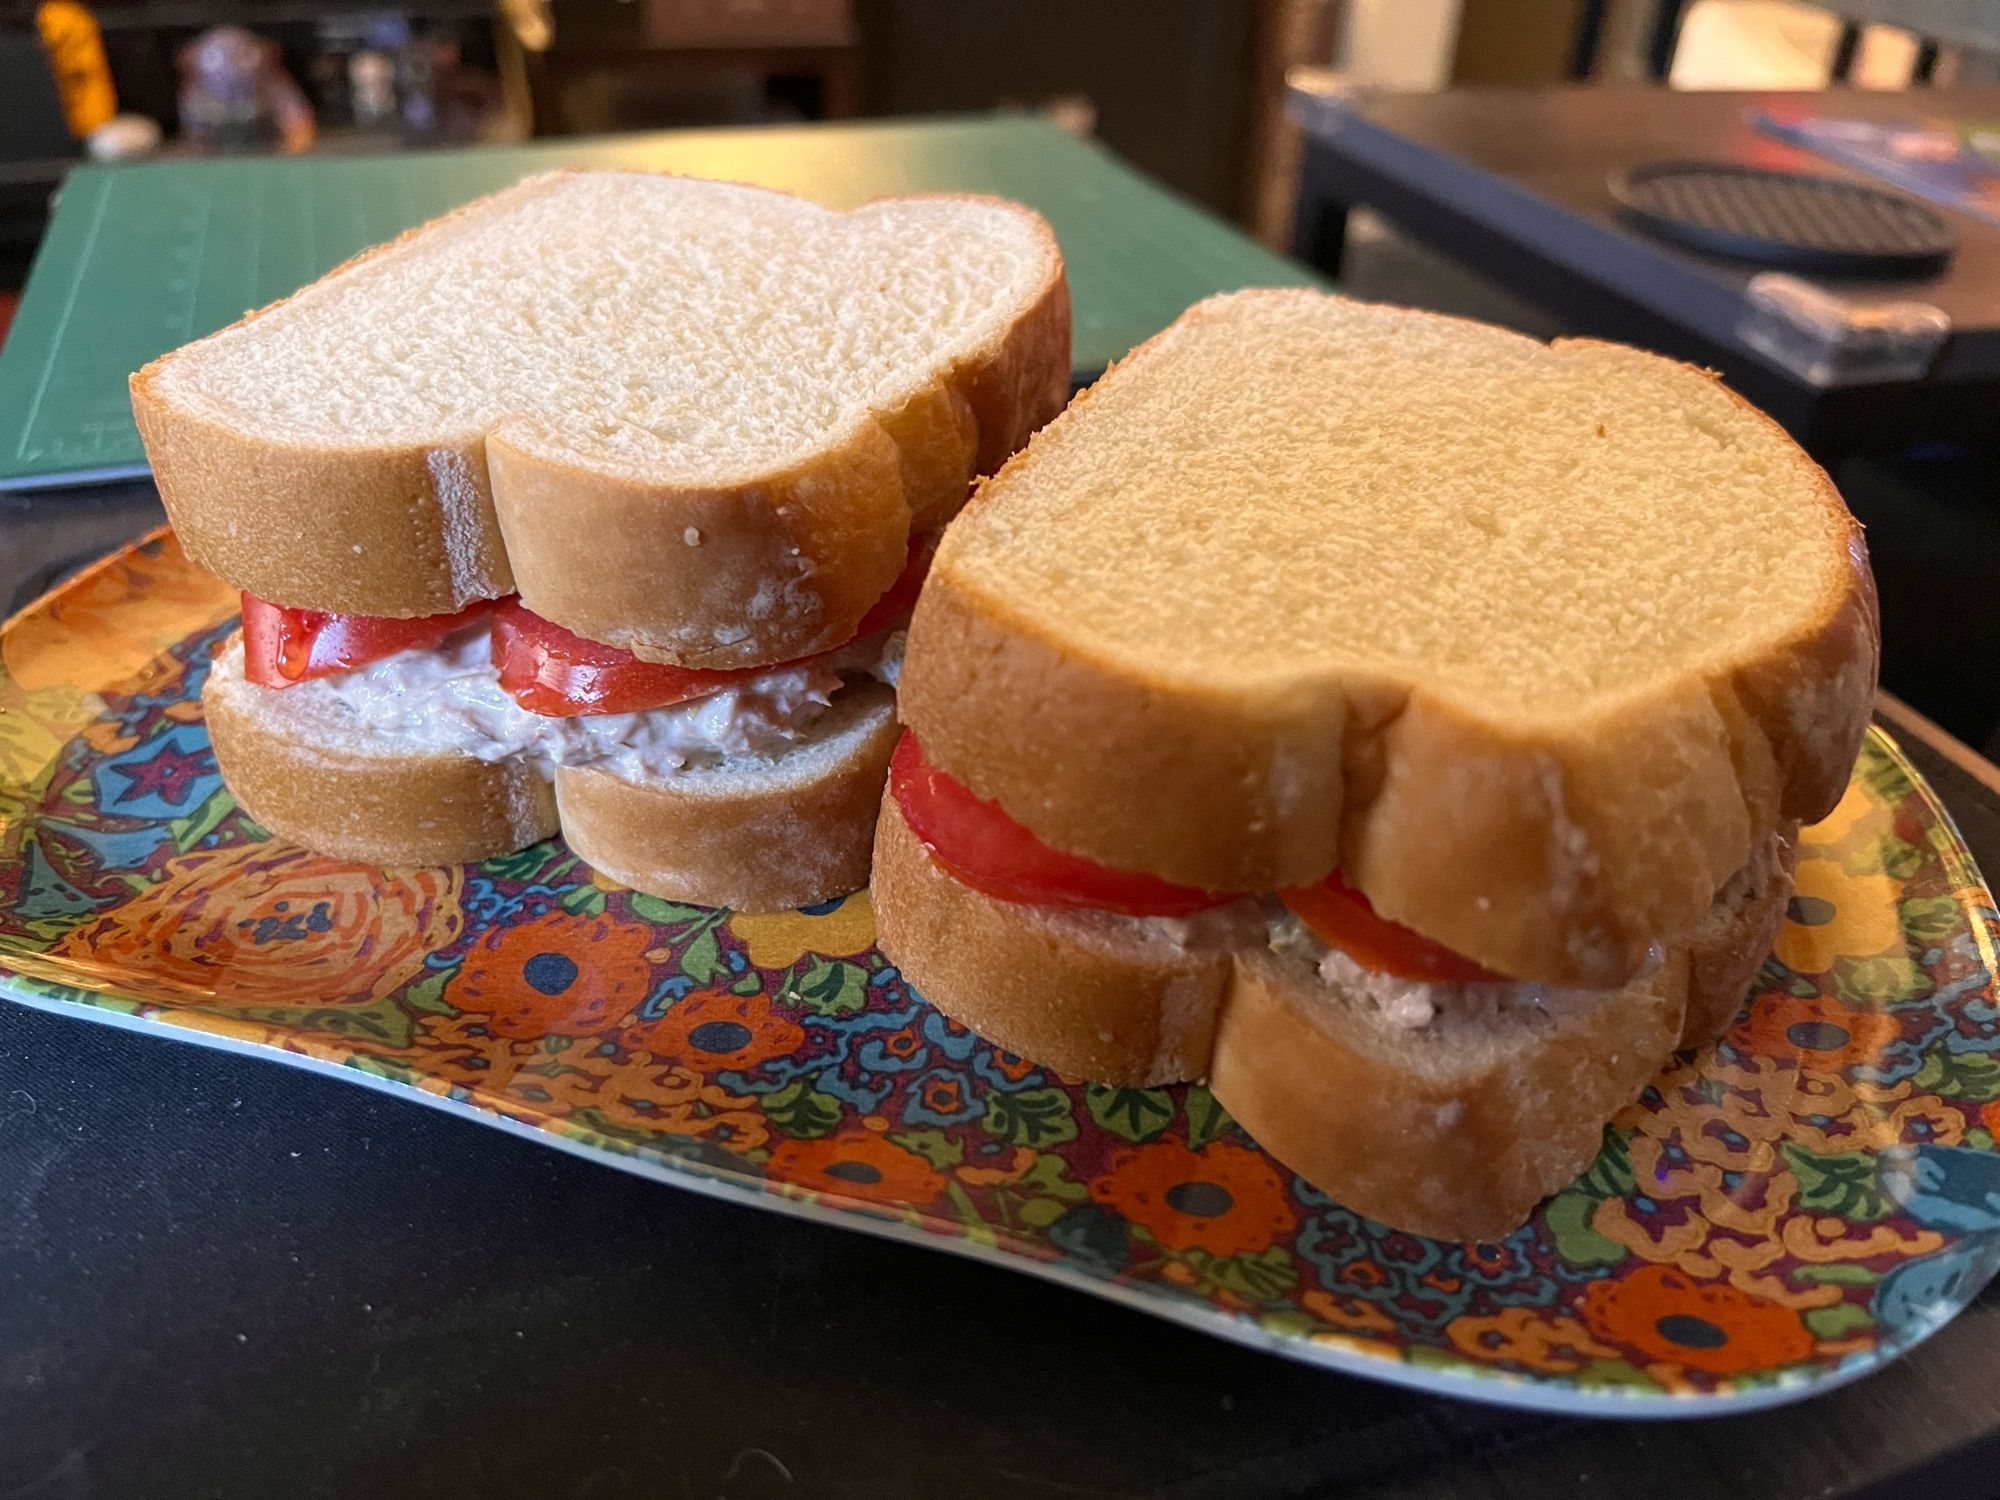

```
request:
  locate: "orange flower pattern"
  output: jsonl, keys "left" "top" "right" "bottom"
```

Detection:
{"left": 767, "top": 1130, "right": 947, "bottom": 1206}
{"left": 54, "top": 842, "right": 459, "bottom": 1008}
{"left": 450, "top": 911, "right": 654, "bottom": 1039}
{"left": 1580, "top": 1266, "right": 1815, "bottom": 1376}
{"left": 3, "top": 532, "right": 1999, "bottom": 1408}
{"left": 1091, "top": 1139, "right": 1297, "bottom": 1257}
{"left": 1738, "top": 993, "right": 1902, "bottom": 1070}
{"left": 640, "top": 989, "right": 805, "bottom": 1071}
{"left": 2, "top": 537, "right": 234, "bottom": 694}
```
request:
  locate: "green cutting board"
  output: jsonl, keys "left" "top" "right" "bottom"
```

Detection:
{"left": 0, "top": 114, "right": 1319, "bottom": 488}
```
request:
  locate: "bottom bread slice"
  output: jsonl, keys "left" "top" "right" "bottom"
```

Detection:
{"left": 1211, "top": 954, "right": 1681, "bottom": 1240}
{"left": 870, "top": 787, "right": 1235, "bottom": 1083}
{"left": 553, "top": 687, "right": 899, "bottom": 912}
{"left": 874, "top": 793, "right": 1796, "bottom": 1240}
{"left": 204, "top": 636, "right": 898, "bottom": 910}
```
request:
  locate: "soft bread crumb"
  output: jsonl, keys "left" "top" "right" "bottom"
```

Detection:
{"left": 939, "top": 290, "right": 1854, "bottom": 717}
{"left": 147, "top": 173, "right": 1053, "bottom": 481}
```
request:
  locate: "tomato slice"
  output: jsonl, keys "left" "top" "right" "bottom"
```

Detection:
{"left": 493, "top": 534, "right": 935, "bottom": 719}
{"left": 240, "top": 592, "right": 496, "bottom": 688}
{"left": 1279, "top": 874, "right": 1500, "bottom": 983}
{"left": 490, "top": 602, "right": 771, "bottom": 717}
{"left": 889, "top": 732, "right": 1229, "bottom": 918}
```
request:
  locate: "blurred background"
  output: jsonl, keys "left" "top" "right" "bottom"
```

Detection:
{"left": 5, "top": 0, "right": 1999, "bottom": 753}
{"left": 10, "top": 2, "right": 1993, "bottom": 277}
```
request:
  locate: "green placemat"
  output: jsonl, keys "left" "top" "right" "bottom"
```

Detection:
{"left": 0, "top": 114, "right": 1319, "bottom": 488}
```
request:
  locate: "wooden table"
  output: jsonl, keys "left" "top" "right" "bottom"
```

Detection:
{"left": 1289, "top": 83, "right": 2000, "bottom": 463}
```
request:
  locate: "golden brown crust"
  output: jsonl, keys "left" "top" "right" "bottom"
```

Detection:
{"left": 554, "top": 687, "right": 900, "bottom": 912}
{"left": 1673, "top": 822, "right": 1799, "bottom": 1050}
{"left": 873, "top": 794, "right": 1229, "bottom": 1084}
{"left": 873, "top": 791, "right": 1801, "bottom": 1240}
{"left": 131, "top": 185, "right": 524, "bottom": 618}
{"left": 1210, "top": 821, "right": 1799, "bottom": 1241}
{"left": 203, "top": 669, "right": 558, "bottom": 865}
{"left": 132, "top": 178, "right": 1071, "bottom": 663}
{"left": 1210, "top": 953, "right": 1681, "bottom": 1241}
{"left": 134, "top": 373, "right": 513, "bottom": 618}
{"left": 899, "top": 296, "right": 1876, "bottom": 987}
{"left": 492, "top": 414, "right": 912, "bottom": 669}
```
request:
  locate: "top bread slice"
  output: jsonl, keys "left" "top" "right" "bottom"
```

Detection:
{"left": 132, "top": 171, "right": 1070, "bottom": 667}
{"left": 898, "top": 290, "right": 1877, "bottom": 987}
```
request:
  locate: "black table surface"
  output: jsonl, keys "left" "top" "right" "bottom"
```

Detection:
{"left": 4, "top": 599, "right": 2000, "bottom": 1498}
{"left": 1288, "top": 84, "right": 2000, "bottom": 458}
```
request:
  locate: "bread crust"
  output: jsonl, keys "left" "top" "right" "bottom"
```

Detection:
{"left": 204, "top": 647, "right": 896, "bottom": 910}
{"left": 1673, "top": 822, "right": 1799, "bottom": 1051}
{"left": 1212, "top": 952, "right": 1681, "bottom": 1241}
{"left": 132, "top": 176, "right": 1071, "bottom": 667}
{"left": 1213, "top": 823, "right": 1799, "bottom": 1241}
{"left": 555, "top": 685, "right": 899, "bottom": 912}
{"left": 204, "top": 669, "right": 558, "bottom": 866}
{"left": 873, "top": 794, "right": 1229, "bottom": 1084}
{"left": 900, "top": 292, "right": 1876, "bottom": 986}
{"left": 133, "top": 382, "right": 515, "bottom": 617}
{"left": 874, "top": 793, "right": 1799, "bottom": 1239}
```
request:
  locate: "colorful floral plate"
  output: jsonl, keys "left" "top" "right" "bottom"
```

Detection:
{"left": 5, "top": 532, "right": 1999, "bottom": 1417}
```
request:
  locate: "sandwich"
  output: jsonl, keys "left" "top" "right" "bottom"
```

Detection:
{"left": 132, "top": 171, "right": 1069, "bottom": 910}
{"left": 874, "top": 290, "right": 1878, "bottom": 1240}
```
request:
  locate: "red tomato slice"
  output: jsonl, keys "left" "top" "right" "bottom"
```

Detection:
{"left": 1279, "top": 874, "right": 1500, "bottom": 983}
{"left": 493, "top": 534, "right": 936, "bottom": 719}
{"left": 889, "top": 732, "right": 1230, "bottom": 918}
{"left": 240, "top": 592, "right": 496, "bottom": 688}
{"left": 489, "top": 602, "right": 771, "bottom": 718}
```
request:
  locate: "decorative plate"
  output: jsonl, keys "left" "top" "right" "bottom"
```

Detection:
{"left": 5, "top": 532, "right": 1999, "bottom": 1416}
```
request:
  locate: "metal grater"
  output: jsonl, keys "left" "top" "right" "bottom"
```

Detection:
{"left": 1610, "top": 162, "right": 1954, "bottom": 278}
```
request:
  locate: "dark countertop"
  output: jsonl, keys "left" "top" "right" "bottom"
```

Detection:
{"left": 1288, "top": 84, "right": 2000, "bottom": 460}
{"left": 1295, "top": 84, "right": 2000, "bottom": 357}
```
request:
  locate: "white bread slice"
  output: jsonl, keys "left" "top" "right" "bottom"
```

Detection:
{"left": 871, "top": 791, "right": 1235, "bottom": 1083}
{"left": 554, "top": 685, "right": 897, "bottom": 912}
{"left": 204, "top": 638, "right": 896, "bottom": 910}
{"left": 134, "top": 172, "right": 1069, "bottom": 667}
{"left": 205, "top": 658, "right": 560, "bottom": 869}
{"left": 1211, "top": 950, "right": 1680, "bottom": 1241}
{"left": 1670, "top": 823, "right": 1796, "bottom": 1051}
{"left": 874, "top": 793, "right": 1795, "bottom": 1240}
{"left": 1214, "top": 824, "right": 1797, "bottom": 1240}
{"left": 900, "top": 290, "right": 1875, "bottom": 987}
